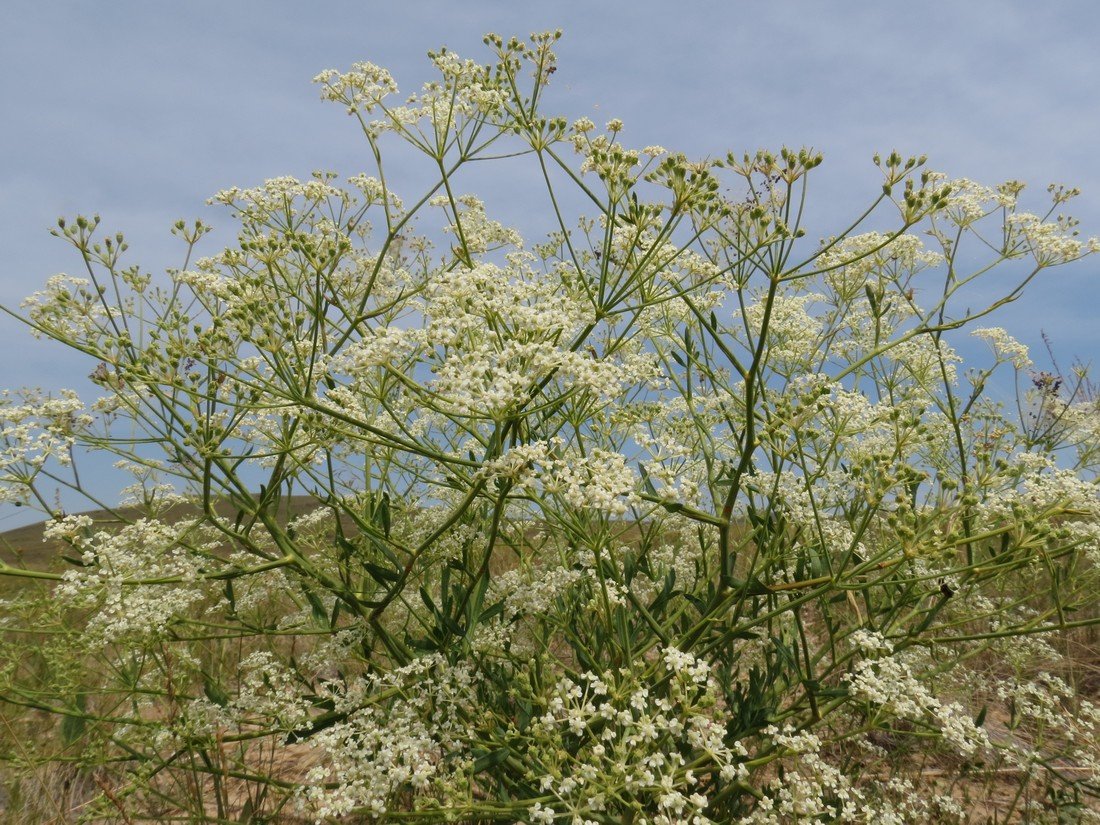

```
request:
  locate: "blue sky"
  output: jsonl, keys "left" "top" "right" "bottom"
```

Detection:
{"left": 1, "top": 1, "right": 1098, "bottom": 521}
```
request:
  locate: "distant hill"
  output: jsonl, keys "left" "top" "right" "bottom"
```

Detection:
{"left": 0, "top": 496, "right": 329, "bottom": 577}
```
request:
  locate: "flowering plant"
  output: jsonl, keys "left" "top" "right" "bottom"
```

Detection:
{"left": 2, "top": 32, "right": 1100, "bottom": 823}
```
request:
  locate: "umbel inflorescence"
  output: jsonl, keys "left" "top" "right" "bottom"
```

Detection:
{"left": 2, "top": 31, "right": 1100, "bottom": 824}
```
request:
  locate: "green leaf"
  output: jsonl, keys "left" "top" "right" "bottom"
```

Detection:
{"left": 304, "top": 589, "right": 328, "bottom": 625}
{"left": 647, "top": 570, "right": 677, "bottom": 616}
{"left": 864, "top": 283, "right": 879, "bottom": 315}
{"left": 479, "top": 599, "right": 504, "bottom": 623}
{"left": 406, "top": 635, "right": 440, "bottom": 652}
{"left": 377, "top": 492, "right": 391, "bottom": 538}
{"left": 61, "top": 693, "right": 87, "bottom": 745}
{"left": 336, "top": 535, "right": 358, "bottom": 557}
{"left": 203, "top": 676, "right": 230, "bottom": 708}
{"left": 363, "top": 561, "right": 401, "bottom": 584}
{"left": 771, "top": 637, "right": 802, "bottom": 678}
{"left": 419, "top": 586, "right": 439, "bottom": 615}
{"left": 974, "top": 704, "right": 988, "bottom": 728}
{"left": 517, "top": 700, "right": 532, "bottom": 732}
{"left": 224, "top": 579, "right": 237, "bottom": 613}
{"left": 809, "top": 550, "right": 830, "bottom": 579}
{"left": 472, "top": 747, "right": 511, "bottom": 773}
{"left": 286, "top": 708, "right": 348, "bottom": 744}
{"left": 362, "top": 529, "right": 401, "bottom": 566}
{"left": 441, "top": 565, "right": 452, "bottom": 613}
{"left": 465, "top": 573, "right": 490, "bottom": 630}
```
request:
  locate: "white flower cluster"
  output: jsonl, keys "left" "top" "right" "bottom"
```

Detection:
{"left": 317, "top": 48, "right": 507, "bottom": 137}
{"left": 493, "top": 563, "right": 583, "bottom": 622}
{"left": 978, "top": 451, "right": 1100, "bottom": 525}
{"left": 482, "top": 439, "right": 639, "bottom": 515}
{"left": 329, "top": 325, "right": 419, "bottom": 373}
{"left": 661, "top": 646, "right": 711, "bottom": 685}
{"left": 414, "top": 256, "right": 659, "bottom": 416}
{"left": 313, "top": 61, "right": 399, "bottom": 115}
{"left": 745, "top": 725, "right": 862, "bottom": 822}
{"left": 742, "top": 292, "right": 823, "bottom": 372}
{"left": 346, "top": 173, "right": 404, "bottom": 211}
{"left": 629, "top": 520, "right": 708, "bottom": 601}
{"left": 428, "top": 257, "right": 585, "bottom": 341}
{"left": 300, "top": 654, "right": 478, "bottom": 820}
{"left": 1007, "top": 211, "right": 1093, "bottom": 265}
{"left": 816, "top": 232, "right": 942, "bottom": 298}
{"left": 741, "top": 464, "right": 878, "bottom": 564}
{"left": 230, "top": 650, "right": 314, "bottom": 730}
{"left": 528, "top": 651, "right": 746, "bottom": 825}
{"left": 934, "top": 176, "right": 1016, "bottom": 227}
{"left": 1052, "top": 390, "right": 1100, "bottom": 457}
{"left": 429, "top": 193, "right": 523, "bottom": 253}
{"left": 428, "top": 340, "right": 547, "bottom": 413}
{"left": 298, "top": 625, "right": 368, "bottom": 680}
{"left": 19, "top": 274, "right": 111, "bottom": 342}
{"left": 51, "top": 516, "right": 215, "bottom": 643}
{"left": 971, "top": 326, "right": 1032, "bottom": 369}
{"left": 573, "top": 132, "right": 641, "bottom": 191}
{"left": 544, "top": 448, "right": 639, "bottom": 516}
{"left": 887, "top": 333, "right": 961, "bottom": 387}
{"left": 211, "top": 172, "right": 348, "bottom": 208}
{"left": 1, "top": 389, "right": 91, "bottom": 503}
{"left": 744, "top": 724, "right": 968, "bottom": 824}
{"left": 171, "top": 266, "right": 232, "bottom": 300}
{"left": 423, "top": 49, "right": 507, "bottom": 116}
{"left": 625, "top": 389, "right": 731, "bottom": 509}
{"left": 845, "top": 632, "right": 991, "bottom": 758}
{"left": 605, "top": 223, "right": 722, "bottom": 290}
{"left": 986, "top": 673, "right": 1100, "bottom": 790}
